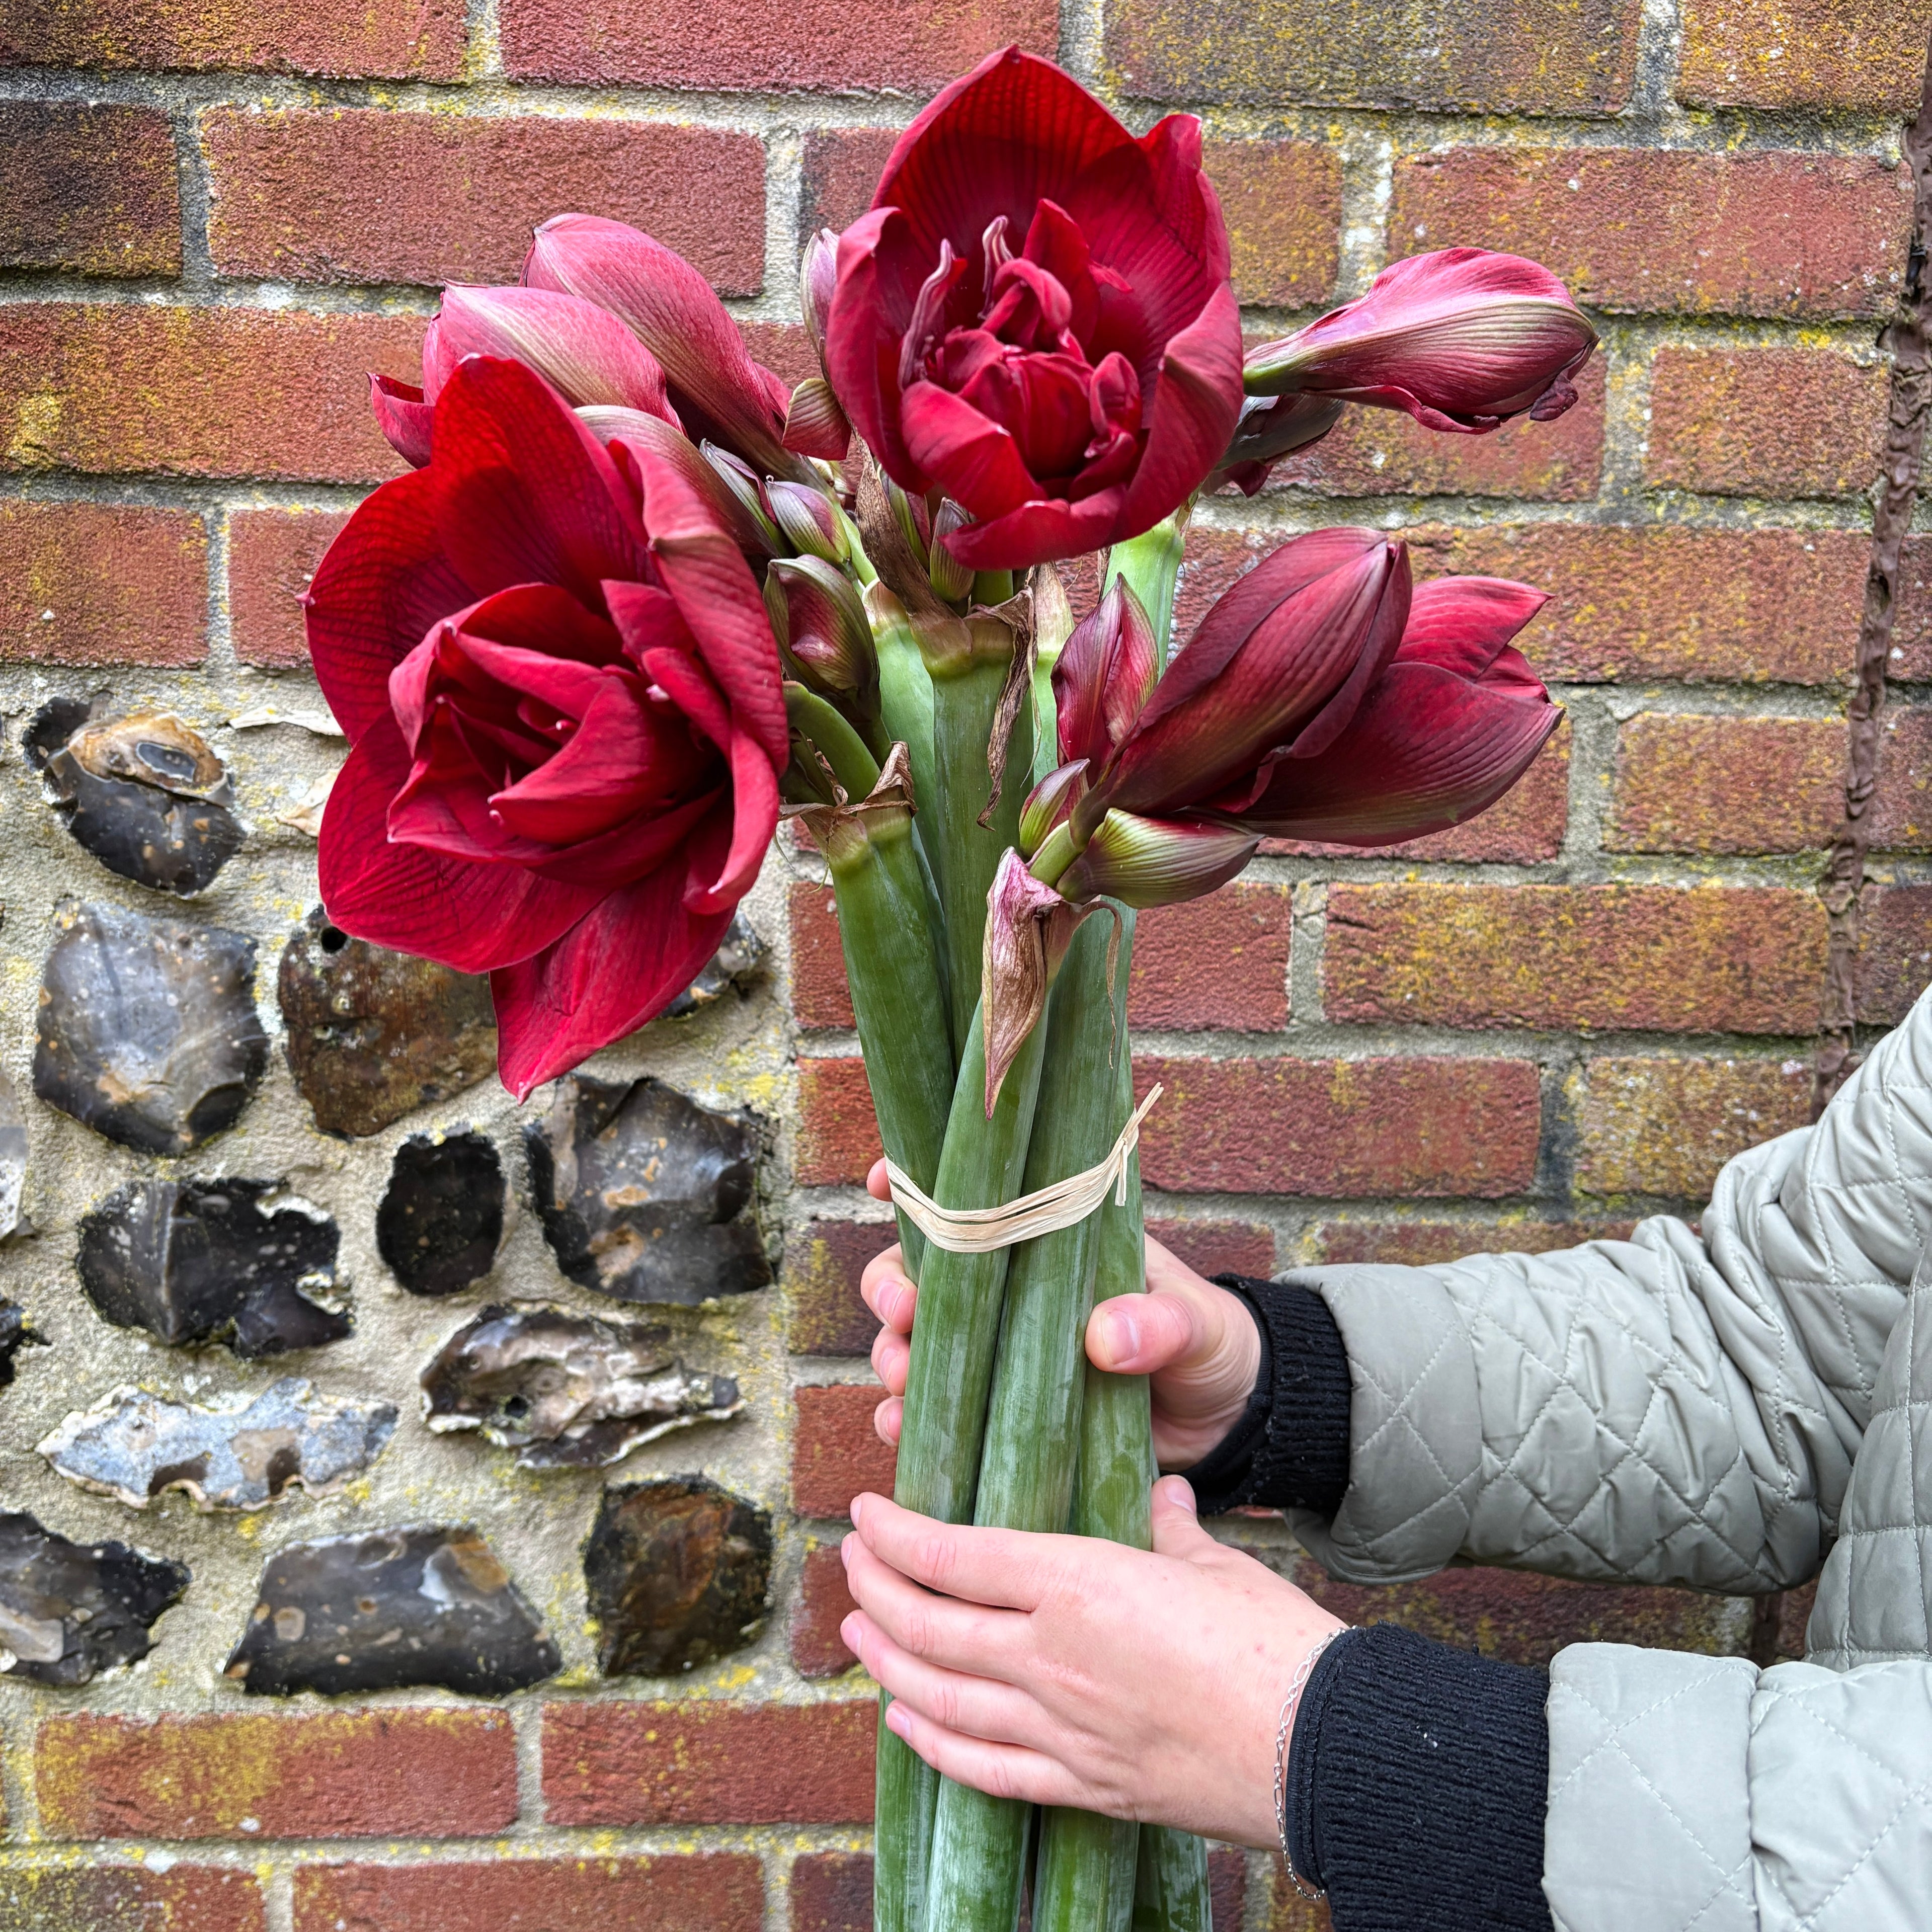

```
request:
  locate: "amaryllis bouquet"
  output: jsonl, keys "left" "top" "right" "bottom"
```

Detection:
{"left": 303, "top": 42, "right": 1589, "bottom": 1932}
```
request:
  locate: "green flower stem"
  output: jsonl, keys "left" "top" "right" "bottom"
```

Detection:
{"left": 923, "top": 914, "right": 1125, "bottom": 1932}
{"left": 1101, "top": 513, "right": 1189, "bottom": 671}
{"left": 1130, "top": 1829, "right": 1215, "bottom": 1932}
{"left": 866, "top": 588, "right": 941, "bottom": 862}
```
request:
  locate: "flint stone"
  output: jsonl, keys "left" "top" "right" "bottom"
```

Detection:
{"left": 33, "top": 700, "right": 244, "bottom": 897}
{"left": 0, "top": 1064, "right": 26, "bottom": 1239}
{"left": 35, "top": 902, "right": 269, "bottom": 1155}
{"left": 223, "top": 1524, "right": 559, "bottom": 1697}
{"left": 0, "top": 1301, "right": 45, "bottom": 1387}
{"left": 525, "top": 1076, "right": 771, "bottom": 1307}
{"left": 279, "top": 908, "right": 497, "bottom": 1139}
{"left": 39, "top": 1378, "right": 397, "bottom": 1512}
{"left": 662, "top": 911, "right": 766, "bottom": 1018}
{"left": 0, "top": 1510, "right": 188, "bottom": 1685}
{"left": 376, "top": 1132, "right": 504, "bottom": 1297}
{"left": 77, "top": 1178, "right": 351, "bottom": 1358}
{"left": 420, "top": 1303, "right": 742, "bottom": 1470}
{"left": 584, "top": 1475, "right": 771, "bottom": 1677}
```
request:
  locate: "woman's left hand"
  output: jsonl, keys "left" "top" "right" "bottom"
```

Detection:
{"left": 840, "top": 1475, "right": 1344, "bottom": 1847}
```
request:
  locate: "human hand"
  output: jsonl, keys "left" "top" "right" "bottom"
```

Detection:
{"left": 840, "top": 1477, "right": 1344, "bottom": 1844}
{"left": 860, "top": 1159, "right": 1262, "bottom": 1469}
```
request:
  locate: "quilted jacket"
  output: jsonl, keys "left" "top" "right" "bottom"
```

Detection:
{"left": 1282, "top": 983, "right": 1932, "bottom": 1932}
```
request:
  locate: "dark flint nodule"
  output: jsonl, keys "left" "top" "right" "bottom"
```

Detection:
{"left": 525, "top": 1076, "right": 771, "bottom": 1307}
{"left": 279, "top": 907, "right": 497, "bottom": 1138}
{"left": 662, "top": 911, "right": 766, "bottom": 1018}
{"left": 28, "top": 699, "right": 244, "bottom": 897}
{"left": 34, "top": 902, "right": 269, "bottom": 1156}
{"left": 0, "top": 1302, "right": 45, "bottom": 1388}
{"left": 584, "top": 1475, "right": 771, "bottom": 1677}
{"left": 0, "top": 1064, "right": 26, "bottom": 1240}
{"left": 223, "top": 1524, "right": 559, "bottom": 1697}
{"left": 420, "top": 1303, "right": 742, "bottom": 1470}
{"left": 376, "top": 1132, "right": 504, "bottom": 1297}
{"left": 77, "top": 1178, "right": 350, "bottom": 1358}
{"left": 0, "top": 1510, "right": 188, "bottom": 1685}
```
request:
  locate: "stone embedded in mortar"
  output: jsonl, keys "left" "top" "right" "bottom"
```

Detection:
{"left": 223, "top": 1524, "right": 560, "bottom": 1697}
{"left": 34, "top": 902, "right": 270, "bottom": 1156}
{"left": 278, "top": 907, "right": 499, "bottom": 1138}
{"left": 0, "top": 1064, "right": 26, "bottom": 1241}
{"left": 524, "top": 1076, "right": 771, "bottom": 1307}
{"left": 77, "top": 1178, "right": 352, "bottom": 1358}
{"left": 375, "top": 1132, "right": 505, "bottom": 1297}
{"left": 0, "top": 1510, "right": 189, "bottom": 1686}
{"left": 31, "top": 700, "right": 244, "bottom": 897}
{"left": 584, "top": 1474, "right": 772, "bottom": 1677}
{"left": 419, "top": 1303, "right": 742, "bottom": 1470}
{"left": 38, "top": 1378, "right": 397, "bottom": 1512}
{"left": 0, "top": 1301, "right": 44, "bottom": 1387}
{"left": 661, "top": 911, "right": 766, "bottom": 1019}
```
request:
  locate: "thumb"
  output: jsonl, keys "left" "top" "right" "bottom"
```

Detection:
{"left": 1149, "top": 1476, "right": 1219, "bottom": 1560}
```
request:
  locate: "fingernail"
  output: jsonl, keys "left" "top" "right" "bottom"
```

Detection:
{"left": 839, "top": 1533, "right": 854, "bottom": 1567}
{"left": 840, "top": 1614, "right": 862, "bottom": 1651}
{"left": 1160, "top": 1475, "right": 1197, "bottom": 1514}
{"left": 850, "top": 1494, "right": 867, "bottom": 1528}
{"left": 884, "top": 1702, "right": 911, "bottom": 1740}
{"left": 1109, "top": 1307, "right": 1140, "bottom": 1361}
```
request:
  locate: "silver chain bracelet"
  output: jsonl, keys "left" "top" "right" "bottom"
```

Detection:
{"left": 1271, "top": 1626, "right": 1345, "bottom": 1901}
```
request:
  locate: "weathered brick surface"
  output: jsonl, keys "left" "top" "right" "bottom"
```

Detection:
{"left": 1888, "top": 536, "right": 1932, "bottom": 680}
{"left": 801, "top": 129, "right": 902, "bottom": 238}
{"left": 543, "top": 1701, "right": 875, "bottom": 1825}
{"left": 1391, "top": 148, "right": 1910, "bottom": 320}
{"left": 793, "top": 1383, "right": 895, "bottom": 1518}
{"left": 1609, "top": 714, "right": 1844, "bottom": 854}
{"left": 1854, "top": 885, "right": 1932, "bottom": 1025}
{"left": 1130, "top": 885, "right": 1293, "bottom": 1031}
{"left": 1314, "top": 1219, "right": 1636, "bottom": 1266}
{"left": 0, "top": 0, "right": 465, "bottom": 76}
{"left": 1134, "top": 1056, "right": 1542, "bottom": 1197}
{"left": 789, "top": 882, "right": 854, "bottom": 1030}
{"left": 203, "top": 110, "right": 765, "bottom": 294}
{"left": 0, "top": 1867, "right": 265, "bottom": 1932}
{"left": 1326, "top": 884, "right": 1828, "bottom": 1034}
{"left": 1106, "top": 0, "right": 1642, "bottom": 113}
{"left": 0, "top": 303, "right": 423, "bottom": 483}
{"left": 795, "top": 1057, "right": 881, "bottom": 1186}
{"left": 1647, "top": 349, "right": 1887, "bottom": 500}
{"left": 36, "top": 1710, "right": 517, "bottom": 1840}
{"left": 502, "top": 0, "right": 1056, "bottom": 90}
{"left": 785, "top": 1218, "right": 893, "bottom": 1356}
{"left": 1678, "top": 0, "right": 1932, "bottom": 112}
{"left": 1572, "top": 1056, "right": 1813, "bottom": 1198}
{"left": 0, "top": 501, "right": 207, "bottom": 667}
{"left": 291, "top": 1858, "right": 762, "bottom": 1932}
{"left": 791, "top": 1544, "right": 860, "bottom": 1677}
{"left": 1147, "top": 1216, "right": 1277, "bottom": 1278}
{"left": 1, "top": 103, "right": 181, "bottom": 277}
{"left": 1205, "top": 141, "right": 1341, "bottom": 307}
{"left": 1872, "top": 707, "right": 1932, "bottom": 850}
{"left": 227, "top": 505, "right": 350, "bottom": 669}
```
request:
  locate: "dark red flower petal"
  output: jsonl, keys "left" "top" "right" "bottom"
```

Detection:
{"left": 1116, "top": 280, "right": 1244, "bottom": 535}
{"left": 370, "top": 374, "right": 435, "bottom": 467}
{"left": 1395, "top": 577, "right": 1549, "bottom": 678}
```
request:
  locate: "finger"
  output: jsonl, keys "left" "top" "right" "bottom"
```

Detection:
{"left": 871, "top": 1325, "right": 909, "bottom": 1397}
{"left": 860, "top": 1252, "right": 915, "bottom": 1333}
{"left": 1085, "top": 1288, "right": 1200, "bottom": 1375}
{"left": 1149, "top": 1476, "right": 1221, "bottom": 1561}
{"left": 873, "top": 1394, "right": 903, "bottom": 1446}
{"left": 866, "top": 1157, "right": 892, "bottom": 1202}
{"left": 841, "top": 1609, "right": 1040, "bottom": 1747}
{"left": 849, "top": 1493, "right": 1059, "bottom": 1611}
{"left": 842, "top": 1535, "right": 1027, "bottom": 1676}
{"left": 882, "top": 1698, "right": 1087, "bottom": 1810}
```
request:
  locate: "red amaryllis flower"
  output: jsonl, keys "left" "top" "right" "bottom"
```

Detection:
{"left": 305, "top": 354, "right": 787, "bottom": 1099}
{"left": 825, "top": 45, "right": 1244, "bottom": 572}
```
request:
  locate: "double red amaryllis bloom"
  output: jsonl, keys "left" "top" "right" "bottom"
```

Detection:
{"left": 306, "top": 354, "right": 787, "bottom": 1099}
{"left": 826, "top": 45, "right": 1244, "bottom": 573}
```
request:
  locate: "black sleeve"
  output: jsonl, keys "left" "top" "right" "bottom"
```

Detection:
{"left": 1286, "top": 1624, "right": 1553, "bottom": 1932}
{"left": 1185, "top": 1274, "right": 1352, "bottom": 1518}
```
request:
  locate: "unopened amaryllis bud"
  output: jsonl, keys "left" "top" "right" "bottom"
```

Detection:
{"left": 704, "top": 443, "right": 784, "bottom": 551}
{"left": 929, "top": 500, "right": 976, "bottom": 603}
{"left": 1018, "top": 760, "right": 1089, "bottom": 860}
{"left": 800, "top": 228, "right": 839, "bottom": 358}
{"left": 1056, "top": 808, "right": 1257, "bottom": 909}
{"left": 767, "top": 480, "right": 849, "bottom": 564}
{"left": 1243, "top": 248, "right": 1597, "bottom": 435}
{"left": 1213, "top": 392, "right": 1345, "bottom": 497}
{"left": 887, "top": 475, "right": 933, "bottom": 559}
{"left": 764, "top": 556, "right": 879, "bottom": 712}
{"left": 1053, "top": 580, "right": 1157, "bottom": 768}
{"left": 580, "top": 408, "right": 778, "bottom": 559}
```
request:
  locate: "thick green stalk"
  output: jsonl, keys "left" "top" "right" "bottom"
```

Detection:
{"left": 875, "top": 1000, "right": 1054, "bottom": 1932}
{"left": 1102, "top": 515, "right": 1188, "bottom": 670}
{"left": 1130, "top": 1830, "right": 1214, "bottom": 1932}
{"left": 867, "top": 585, "right": 940, "bottom": 851}
{"left": 923, "top": 916, "right": 1123, "bottom": 1932}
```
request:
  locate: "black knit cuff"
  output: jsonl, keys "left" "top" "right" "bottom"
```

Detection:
{"left": 1287, "top": 1624, "right": 1552, "bottom": 1932}
{"left": 1186, "top": 1276, "right": 1351, "bottom": 1518}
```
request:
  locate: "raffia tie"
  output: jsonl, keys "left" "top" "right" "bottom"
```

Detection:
{"left": 883, "top": 1085, "right": 1163, "bottom": 1255}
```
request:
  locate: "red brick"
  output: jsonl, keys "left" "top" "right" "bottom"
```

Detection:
{"left": 790, "top": 880, "right": 854, "bottom": 1029}
{"left": 291, "top": 1857, "right": 762, "bottom": 1932}
{"left": 792, "top": 1544, "right": 861, "bottom": 1677}
{"left": 1105, "top": 0, "right": 1641, "bottom": 113}
{"left": 1205, "top": 141, "right": 1341, "bottom": 307}
{"left": 1272, "top": 352, "right": 1603, "bottom": 500}
{"left": 1871, "top": 707, "right": 1932, "bottom": 850}
{"left": 0, "top": 304, "right": 422, "bottom": 484}
{"left": 801, "top": 129, "right": 901, "bottom": 237}
{"left": 796, "top": 1057, "right": 881, "bottom": 1186}
{"left": 1, "top": 104, "right": 180, "bottom": 276}
{"left": 1147, "top": 1216, "right": 1277, "bottom": 1278}
{"left": 793, "top": 1383, "right": 895, "bottom": 1519}
{"left": 1314, "top": 1218, "right": 1635, "bottom": 1266}
{"left": 502, "top": 0, "right": 1055, "bottom": 90}
{"left": 1609, "top": 714, "right": 1844, "bottom": 854}
{"left": 1133, "top": 1055, "right": 1541, "bottom": 1197}
{"left": 1678, "top": 0, "right": 1932, "bottom": 112}
{"left": 0, "top": 502, "right": 206, "bottom": 666}
{"left": 1209, "top": 1848, "right": 1249, "bottom": 1930}
{"left": 1647, "top": 348, "right": 1886, "bottom": 499}
{"left": 0, "top": 0, "right": 464, "bottom": 78}
{"left": 36, "top": 1710, "right": 516, "bottom": 1840}
{"left": 739, "top": 320, "right": 819, "bottom": 390}
{"left": 786, "top": 1218, "right": 893, "bottom": 1356}
{"left": 203, "top": 110, "right": 764, "bottom": 295}
{"left": 1325, "top": 883, "right": 1827, "bottom": 1034}
{"left": 0, "top": 1866, "right": 264, "bottom": 1932}
{"left": 791, "top": 1852, "right": 872, "bottom": 1932}
{"left": 543, "top": 1701, "right": 875, "bottom": 1826}
{"left": 1131, "top": 884, "right": 1293, "bottom": 1030}
{"left": 1889, "top": 535, "right": 1932, "bottom": 680}
{"left": 228, "top": 505, "right": 350, "bottom": 669}
{"left": 1572, "top": 1055, "right": 1813, "bottom": 1197}
{"left": 1392, "top": 148, "right": 1909, "bottom": 321}
{"left": 1854, "top": 884, "right": 1932, "bottom": 1024}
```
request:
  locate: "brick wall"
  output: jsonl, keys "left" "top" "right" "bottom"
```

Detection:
{"left": 0, "top": 1, "right": 1926, "bottom": 1923}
